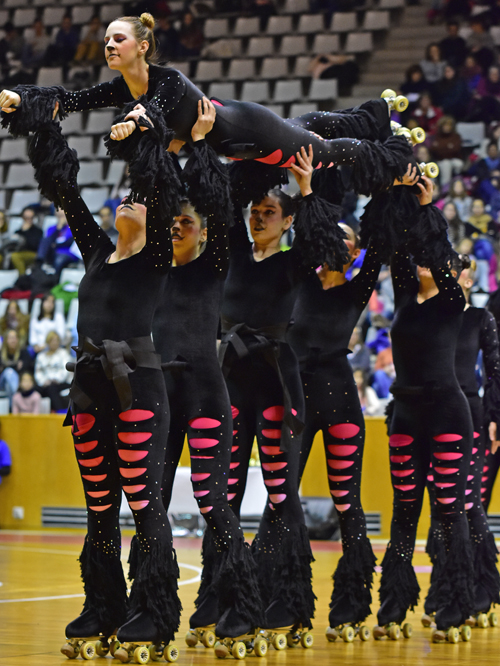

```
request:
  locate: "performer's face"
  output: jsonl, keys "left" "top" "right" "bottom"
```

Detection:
{"left": 115, "top": 199, "right": 147, "bottom": 232}
{"left": 249, "top": 195, "right": 292, "bottom": 245}
{"left": 105, "top": 21, "right": 149, "bottom": 69}
{"left": 339, "top": 223, "right": 361, "bottom": 267}
{"left": 171, "top": 203, "right": 207, "bottom": 258}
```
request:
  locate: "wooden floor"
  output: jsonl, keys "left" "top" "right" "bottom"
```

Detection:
{"left": 1, "top": 530, "right": 499, "bottom": 665}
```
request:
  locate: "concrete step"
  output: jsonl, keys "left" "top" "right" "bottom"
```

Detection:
{"left": 336, "top": 95, "right": 371, "bottom": 108}
{"left": 390, "top": 25, "right": 444, "bottom": 39}
{"left": 370, "top": 49, "right": 422, "bottom": 64}
{"left": 386, "top": 36, "right": 437, "bottom": 50}
{"left": 351, "top": 83, "right": 387, "bottom": 98}
{"left": 361, "top": 71, "right": 407, "bottom": 85}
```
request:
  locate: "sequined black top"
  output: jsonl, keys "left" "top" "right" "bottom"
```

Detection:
{"left": 391, "top": 248, "right": 465, "bottom": 390}
{"left": 287, "top": 243, "right": 381, "bottom": 366}
{"left": 57, "top": 180, "right": 172, "bottom": 344}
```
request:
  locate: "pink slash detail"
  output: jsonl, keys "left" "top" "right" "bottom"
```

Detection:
{"left": 200, "top": 506, "right": 213, "bottom": 514}
{"left": 331, "top": 490, "right": 349, "bottom": 497}
{"left": 334, "top": 503, "right": 351, "bottom": 512}
{"left": 427, "top": 475, "right": 434, "bottom": 482}
{"left": 119, "top": 409, "right": 154, "bottom": 422}
{"left": 189, "top": 438, "right": 219, "bottom": 449}
{"left": 465, "top": 489, "right": 472, "bottom": 495}
{"left": 434, "top": 467, "right": 459, "bottom": 475}
{"left": 390, "top": 455, "right": 412, "bottom": 463}
{"left": 394, "top": 484, "right": 416, "bottom": 491}
{"left": 465, "top": 502, "right": 474, "bottom": 510}
{"left": 467, "top": 475, "right": 474, "bottom": 481}
{"left": 189, "top": 417, "right": 221, "bottom": 429}
{"left": 231, "top": 446, "right": 239, "bottom": 453}
{"left": 433, "top": 452, "right": 463, "bottom": 460}
{"left": 211, "top": 99, "right": 223, "bottom": 107}
{"left": 389, "top": 434, "right": 414, "bottom": 447}
{"left": 72, "top": 413, "right": 95, "bottom": 436}
{"left": 280, "top": 155, "right": 296, "bottom": 168}
{"left": 263, "top": 406, "right": 284, "bottom": 421}
{"left": 87, "top": 490, "right": 109, "bottom": 498}
{"left": 75, "top": 440, "right": 98, "bottom": 453}
{"left": 473, "top": 431, "right": 480, "bottom": 438}
{"left": 328, "top": 444, "right": 358, "bottom": 456}
{"left": 262, "top": 446, "right": 283, "bottom": 455}
{"left": 437, "top": 497, "right": 456, "bottom": 504}
{"left": 118, "top": 432, "right": 151, "bottom": 444}
{"left": 472, "top": 447, "right": 478, "bottom": 454}
{"left": 433, "top": 433, "right": 462, "bottom": 442}
{"left": 230, "top": 462, "right": 240, "bottom": 469}
{"left": 191, "top": 473, "right": 211, "bottom": 482}
{"left": 228, "top": 478, "right": 239, "bottom": 485}
{"left": 82, "top": 474, "right": 107, "bottom": 482}
{"left": 435, "top": 482, "right": 456, "bottom": 488}
{"left": 120, "top": 467, "right": 147, "bottom": 478}
{"left": 231, "top": 406, "right": 239, "bottom": 418}
{"left": 482, "top": 475, "right": 488, "bottom": 482}
{"left": 255, "top": 149, "right": 283, "bottom": 165}
{"left": 315, "top": 161, "right": 323, "bottom": 169}
{"left": 327, "top": 460, "right": 354, "bottom": 469}
{"left": 89, "top": 504, "right": 112, "bottom": 512}
{"left": 392, "top": 469, "right": 414, "bottom": 477}
{"left": 265, "top": 478, "right": 285, "bottom": 487}
{"left": 78, "top": 456, "right": 103, "bottom": 468}
{"left": 194, "top": 490, "right": 210, "bottom": 498}
{"left": 262, "top": 462, "right": 287, "bottom": 471}
{"left": 262, "top": 428, "right": 281, "bottom": 439}
{"left": 484, "top": 466, "right": 489, "bottom": 472}
{"left": 122, "top": 485, "right": 146, "bottom": 493}
{"left": 269, "top": 493, "right": 287, "bottom": 503}
{"left": 191, "top": 456, "right": 214, "bottom": 460}
{"left": 118, "top": 449, "right": 148, "bottom": 462}
{"left": 328, "top": 423, "right": 360, "bottom": 439}
{"left": 129, "top": 500, "right": 149, "bottom": 510}
{"left": 328, "top": 475, "right": 353, "bottom": 482}
{"left": 400, "top": 499, "right": 416, "bottom": 502}
{"left": 232, "top": 430, "right": 238, "bottom": 436}
{"left": 481, "top": 488, "right": 487, "bottom": 493}
{"left": 228, "top": 493, "right": 236, "bottom": 500}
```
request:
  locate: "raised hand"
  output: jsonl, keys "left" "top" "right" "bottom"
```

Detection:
{"left": 191, "top": 97, "right": 216, "bottom": 142}
{"left": 394, "top": 162, "right": 419, "bottom": 187}
{"left": 290, "top": 144, "right": 314, "bottom": 197}
{"left": 415, "top": 175, "right": 433, "bottom": 206}
{"left": 0, "top": 89, "right": 21, "bottom": 113}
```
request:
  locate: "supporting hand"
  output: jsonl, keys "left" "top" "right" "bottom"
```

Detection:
{"left": 394, "top": 163, "right": 419, "bottom": 187}
{"left": 0, "top": 89, "right": 21, "bottom": 113}
{"left": 415, "top": 175, "right": 433, "bottom": 205}
{"left": 110, "top": 119, "right": 137, "bottom": 141}
{"left": 191, "top": 97, "right": 216, "bottom": 142}
{"left": 289, "top": 144, "right": 314, "bottom": 197}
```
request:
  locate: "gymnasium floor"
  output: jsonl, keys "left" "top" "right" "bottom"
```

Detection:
{"left": 1, "top": 530, "right": 499, "bottom": 665}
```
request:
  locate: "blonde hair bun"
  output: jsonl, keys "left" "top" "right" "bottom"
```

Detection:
{"left": 140, "top": 12, "right": 155, "bottom": 30}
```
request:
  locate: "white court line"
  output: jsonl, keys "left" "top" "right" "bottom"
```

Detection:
{"left": 0, "top": 562, "right": 201, "bottom": 604}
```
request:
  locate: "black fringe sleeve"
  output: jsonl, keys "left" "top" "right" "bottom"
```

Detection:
{"left": 1, "top": 85, "right": 67, "bottom": 137}
{"left": 405, "top": 203, "right": 455, "bottom": 270}
{"left": 351, "top": 135, "right": 414, "bottom": 196}
{"left": 311, "top": 166, "right": 347, "bottom": 207}
{"left": 292, "top": 193, "right": 348, "bottom": 271}
{"left": 104, "top": 95, "right": 182, "bottom": 215}
{"left": 227, "top": 160, "right": 288, "bottom": 208}
{"left": 27, "top": 120, "right": 79, "bottom": 209}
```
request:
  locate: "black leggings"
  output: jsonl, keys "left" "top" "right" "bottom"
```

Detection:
{"left": 298, "top": 362, "right": 376, "bottom": 624}
{"left": 382, "top": 391, "right": 474, "bottom": 628}
{"left": 70, "top": 363, "right": 180, "bottom": 642}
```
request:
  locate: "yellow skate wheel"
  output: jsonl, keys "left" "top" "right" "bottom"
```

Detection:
{"left": 148, "top": 645, "right": 161, "bottom": 661}
{"left": 359, "top": 626, "right": 371, "bottom": 641}
{"left": 389, "top": 624, "right": 400, "bottom": 640}
{"left": 286, "top": 632, "right": 296, "bottom": 648}
{"left": 202, "top": 631, "right": 216, "bottom": 648}
{"left": 133, "top": 645, "right": 150, "bottom": 664}
{"left": 411, "top": 127, "right": 426, "bottom": 144}
{"left": 431, "top": 628, "right": 446, "bottom": 643}
{"left": 489, "top": 612, "right": 498, "bottom": 627}
{"left": 381, "top": 89, "right": 396, "bottom": 101}
{"left": 165, "top": 644, "right": 179, "bottom": 662}
{"left": 341, "top": 626, "right": 354, "bottom": 643}
{"left": 461, "top": 625, "right": 471, "bottom": 642}
{"left": 325, "top": 627, "right": 338, "bottom": 642}
{"left": 215, "top": 643, "right": 229, "bottom": 659}
{"left": 301, "top": 632, "right": 314, "bottom": 648}
{"left": 274, "top": 634, "right": 287, "bottom": 650}
{"left": 395, "top": 127, "right": 412, "bottom": 143}
{"left": 424, "top": 162, "right": 439, "bottom": 178}
{"left": 109, "top": 640, "right": 119, "bottom": 657}
{"left": 114, "top": 647, "right": 131, "bottom": 663}
{"left": 422, "top": 614, "right": 432, "bottom": 628}
{"left": 95, "top": 640, "right": 109, "bottom": 657}
{"left": 447, "top": 627, "right": 459, "bottom": 643}
{"left": 394, "top": 95, "right": 409, "bottom": 112}
{"left": 465, "top": 616, "right": 476, "bottom": 627}
{"left": 254, "top": 638, "right": 268, "bottom": 657}
{"left": 477, "top": 613, "right": 488, "bottom": 629}
{"left": 80, "top": 641, "right": 96, "bottom": 660}
{"left": 61, "top": 642, "right": 78, "bottom": 659}
{"left": 232, "top": 641, "right": 246, "bottom": 660}
{"left": 373, "top": 625, "right": 385, "bottom": 640}
{"left": 185, "top": 631, "right": 198, "bottom": 648}
{"left": 402, "top": 623, "right": 412, "bottom": 639}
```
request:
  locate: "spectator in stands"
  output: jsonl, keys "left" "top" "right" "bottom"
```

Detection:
{"left": 410, "top": 91, "right": 443, "bottom": 135}
{"left": 472, "top": 65, "right": 500, "bottom": 123}
{"left": 466, "top": 198, "right": 495, "bottom": 238}
{"left": 0, "top": 210, "right": 9, "bottom": 268}
{"left": 432, "top": 63, "right": 470, "bottom": 119}
{"left": 308, "top": 54, "right": 359, "bottom": 96}
{"left": 440, "top": 20, "right": 468, "bottom": 67}
{"left": 0, "top": 423, "right": 11, "bottom": 484}
{"left": 36, "top": 209, "right": 79, "bottom": 277}
{"left": 177, "top": 12, "right": 204, "bottom": 58}
{"left": 0, "top": 301, "right": 29, "bottom": 348}
{"left": 10, "top": 207, "right": 43, "bottom": 276}
{"left": 429, "top": 115, "right": 464, "bottom": 186}
{"left": 29, "top": 293, "right": 66, "bottom": 354}
{"left": 445, "top": 177, "right": 473, "bottom": 219}
{"left": 466, "top": 17, "right": 497, "bottom": 74}
{"left": 347, "top": 326, "right": 371, "bottom": 376}
{"left": 97, "top": 206, "right": 118, "bottom": 242}
{"left": 479, "top": 170, "right": 500, "bottom": 221}
{"left": 442, "top": 200, "right": 466, "bottom": 247}
{"left": 154, "top": 15, "right": 178, "bottom": 62}
{"left": 245, "top": 0, "right": 277, "bottom": 29}
{"left": 0, "top": 329, "right": 33, "bottom": 402}
{"left": 471, "top": 140, "right": 500, "bottom": 182}
{"left": 12, "top": 371, "right": 41, "bottom": 414}
{"left": 45, "top": 16, "right": 80, "bottom": 67}
{"left": 400, "top": 64, "right": 429, "bottom": 107}
{"left": 21, "top": 19, "right": 51, "bottom": 71}
{"left": 0, "top": 22, "right": 24, "bottom": 80}
{"left": 353, "top": 368, "right": 381, "bottom": 417}
{"left": 73, "top": 16, "right": 106, "bottom": 65}
{"left": 420, "top": 42, "right": 447, "bottom": 85}
{"left": 370, "top": 331, "right": 395, "bottom": 399}
{"left": 460, "top": 53, "right": 483, "bottom": 92}
{"left": 34, "top": 331, "right": 71, "bottom": 412}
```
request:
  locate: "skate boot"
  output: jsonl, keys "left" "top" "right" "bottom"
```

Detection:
{"left": 186, "top": 595, "right": 219, "bottom": 648}
{"left": 61, "top": 608, "right": 119, "bottom": 660}
{"left": 213, "top": 607, "right": 265, "bottom": 659}
{"left": 260, "top": 600, "right": 314, "bottom": 650}
{"left": 421, "top": 588, "right": 439, "bottom": 628}
{"left": 373, "top": 597, "right": 413, "bottom": 640}
{"left": 325, "top": 595, "right": 371, "bottom": 643}
{"left": 381, "top": 89, "right": 409, "bottom": 113}
{"left": 431, "top": 605, "right": 472, "bottom": 643}
{"left": 465, "top": 584, "right": 498, "bottom": 629}
{"left": 390, "top": 121, "right": 426, "bottom": 146}
{"left": 115, "top": 611, "right": 179, "bottom": 663}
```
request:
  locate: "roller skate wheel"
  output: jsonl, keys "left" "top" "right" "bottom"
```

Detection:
{"left": 80, "top": 641, "right": 96, "bottom": 660}
{"left": 325, "top": 627, "right": 338, "bottom": 642}
{"left": 165, "top": 644, "right": 179, "bottom": 662}
{"left": 447, "top": 627, "right": 459, "bottom": 643}
{"left": 381, "top": 89, "right": 397, "bottom": 101}
{"left": 185, "top": 631, "right": 198, "bottom": 648}
{"left": 61, "top": 642, "right": 78, "bottom": 659}
{"left": 115, "top": 647, "right": 131, "bottom": 663}
{"left": 301, "top": 632, "right": 314, "bottom": 648}
{"left": 489, "top": 612, "right": 498, "bottom": 627}
{"left": 461, "top": 625, "right": 472, "bottom": 642}
{"left": 424, "top": 162, "right": 439, "bottom": 178}
{"left": 274, "top": 634, "right": 287, "bottom": 650}
{"left": 286, "top": 632, "right": 297, "bottom": 648}
{"left": 133, "top": 645, "right": 150, "bottom": 664}
{"left": 359, "top": 626, "right": 371, "bottom": 641}
{"left": 421, "top": 614, "right": 433, "bottom": 628}
{"left": 253, "top": 638, "right": 268, "bottom": 657}
{"left": 215, "top": 643, "right": 229, "bottom": 659}
{"left": 202, "top": 630, "right": 216, "bottom": 648}
{"left": 244, "top": 641, "right": 253, "bottom": 655}
{"left": 395, "top": 127, "right": 412, "bottom": 142}
{"left": 465, "top": 616, "right": 476, "bottom": 627}
{"left": 389, "top": 624, "right": 400, "bottom": 640}
{"left": 402, "top": 623, "right": 412, "bottom": 639}
{"left": 477, "top": 613, "right": 488, "bottom": 629}
{"left": 411, "top": 127, "right": 426, "bottom": 144}
{"left": 148, "top": 645, "right": 161, "bottom": 661}
{"left": 373, "top": 625, "right": 385, "bottom": 640}
{"left": 232, "top": 641, "right": 247, "bottom": 660}
{"left": 341, "top": 626, "right": 355, "bottom": 643}
{"left": 431, "top": 628, "right": 446, "bottom": 643}
{"left": 390, "top": 120, "right": 402, "bottom": 133}
{"left": 109, "top": 640, "right": 119, "bottom": 657}
{"left": 95, "top": 640, "right": 109, "bottom": 657}
{"left": 394, "top": 95, "right": 409, "bottom": 112}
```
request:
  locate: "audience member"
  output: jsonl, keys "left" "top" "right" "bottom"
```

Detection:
{"left": 400, "top": 64, "right": 429, "bottom": 107}
{"left": 466, "top": 17, "right": 497, "bottom": 74}
{"left": 308, "top": 54, "right": 359, "bottom": 95}
{"left": 177, "top": 12, "right": 204, "bottom": 58}
{"left": 10, "top": 207, "right": 43, "bottom": 276}
{"left": 154, "top": 15, "right": 178, "bottom": 62}
{"left": 12, "top": 371, "right": 41, "bottom": 414}
{"left": 460, "top": 53, "right": 483, "bottom": 92}
{"left": 370, "top": 334, "right": 395, "bottom": 399}
{"left": 442, "top": 200, "right": 466, "bottom": 247}
{"left": 73, "top": 16, "right": 106, "bottom": 65}
{"left": 34, "top": 331, "right": 71, "bottom": 412}
{"left": 471, "top": 140, "right": 500, "bottom": 182}
{"left": 0, "top": 329, "right": 33, "bottom": 402}
{"left": 445, "top": 177, "right": 473, "bottom": 219}
{"left": 439, "top": 20, "right": 468, "bottom": 67}
{"left": 466, "top": 198, "right": 495, "bottom": 237}
{"left": 470, "top": 65, "right": 500, "bottom": 122}
{"left": 97, "top": 206, "right": 118, "bottom": 242}
{"left": 29, "top": 294, "right": 66, "bottom": 354}
{"left": 429, "top": 115, "right": 464, "bottom": 185}
{"left": 245, "top": 0, "right": 277, "bottom": 29}
{"left": 432, "top": 63, "right": 470, "bottom": 119}
{"left": 36, "top": 209, "right": 79, "bottom": 277}
{"left": 420, "top": 42, "right": 446, "bottom": 84}
{"left": 0, "top": 22, "right": 24, "bottom": 79}
{"left": 21, "top": 19, "right": 50, "bottom": 70}
{"left": 347, "top": 326, "right": 371, "bottom": 375}
{"left": 410, "top": 91, "right": 443, "bottom": 135}
{"left": 353, "top": 369, "right": 381, "bottom": 417}
{"left": 45, "top": 16, "right": 80, "bottom": 67}
{"left": 0, "top": 423, "right": 11, "bottom": 484}
{"left": 0, "top": 301, "right": 29, "bottom": 348}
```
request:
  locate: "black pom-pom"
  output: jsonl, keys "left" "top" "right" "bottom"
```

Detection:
{"left": 1, "top": 85, "right": 67, "bottom": 137}
{"left": 405, "top": 204, "right": 455, "bottom": 269}
{"left": 27, "top": 121, "right": 79, "bottom": 208}
{"left": 293, "top": 195, "right": 348, "bottom": 271}
{"left": 311, "top": 166, "right": 346, "bottom": 207}
{"left": 227, "top": 161, "right": 288, "bottom": 208}
{"left": 351, "top": 135, "right": 414, "bottom": 195}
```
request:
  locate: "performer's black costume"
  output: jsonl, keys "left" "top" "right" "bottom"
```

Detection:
{"left": 483, "top": 289, "right": 500, "bottom": 511}
{"left": 25, "top": 122, "right": 181, "bottom": 646}
{"left": 425, "top": 306, "right": 500, "bottom": 616}
{"left": 152, "top": 140, "right": 263, "bottom": 637}
{"left": 287, "top": 242, "right": 380, "bottom": 629}
{"left": 382, "top": 227, "right": 474, "bottom": 631}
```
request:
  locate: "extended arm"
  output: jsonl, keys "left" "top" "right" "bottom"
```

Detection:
{"left": 351, "top": 241, "right": 383, "bottom": 308}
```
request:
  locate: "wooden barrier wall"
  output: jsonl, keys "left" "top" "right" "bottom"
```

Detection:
{"left": 1, "top": 415, "right": 499, "bottom": 538}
